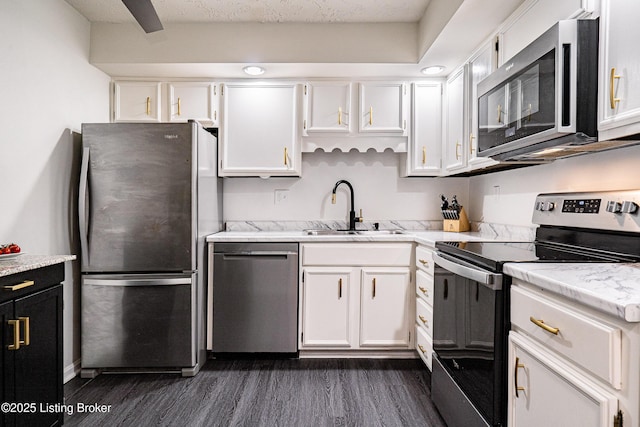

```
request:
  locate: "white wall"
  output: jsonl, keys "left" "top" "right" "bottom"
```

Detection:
{"left": 223, "top": 150, "right": 469, "bottom": 223}
{"left": 0, "top": 0, "right": 110, "bottom": 378}
{"left": 468, "top": 145, "right": 640, "bottom": 226}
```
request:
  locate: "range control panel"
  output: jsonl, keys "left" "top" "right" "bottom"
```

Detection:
{"left": 561, "top": 199, "right": 601, "bottom": 214}
{"left": 533, "top": 190, "right": 640, "bottom": 232}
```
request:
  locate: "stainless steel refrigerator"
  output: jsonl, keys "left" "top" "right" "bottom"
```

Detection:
{"left": 78, "top": 122, "right": 222, "bottom": 377}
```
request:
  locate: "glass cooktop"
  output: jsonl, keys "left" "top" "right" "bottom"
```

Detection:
{"left": 435, "top": 241, "right": 630, "bottom": 273}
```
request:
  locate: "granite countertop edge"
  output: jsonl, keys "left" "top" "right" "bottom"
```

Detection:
{"left": 0, "top": 254, "right": 76, "bottom": 278}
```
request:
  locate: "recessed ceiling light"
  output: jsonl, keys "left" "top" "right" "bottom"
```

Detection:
{"left": 243, "top": 66, "right": 265, "bottom": 76}
{"left": 421, "top": 66, "right": 445, "bottom": 75}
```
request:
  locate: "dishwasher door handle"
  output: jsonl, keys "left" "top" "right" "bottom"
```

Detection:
{"left": 221, "top": 251, "right": 297, "bottom": 258}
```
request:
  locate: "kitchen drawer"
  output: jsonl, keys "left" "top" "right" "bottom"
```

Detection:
{"left": 416, "top": 297, "right": 433, "bottom": 338}
{"left": 416, "top": 325, "right": 433, "bottom": 370}
{"left": 415, "top": 270, "right": 433, "bottom": 306}
{"left": 0, "top": 264, "right": 64, "bottom": 304}
{"left": 415, "top": 245, "right": 434, "bottom": 276}
{"left": 511, "top": 285, "right": 622, "bottom": 389}
{"left": 301, "top": 243, "right": 412, "bottom": 266}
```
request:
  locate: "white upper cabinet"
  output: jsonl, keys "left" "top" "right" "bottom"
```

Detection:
{"left": 467, "top": 41, "right": 499, "bottom": 170}
{"left": 598, "top": 0, "right": 640, "bottom": 141}
{"left": 113, "top": 81, "right": 161, "bottom": 122}
{"left": 168, "top": 82, "right": 219, "bottom": 126}
{"left": 359, "top": 82, "right": 407, "bottom": 134}
{"left": 497, "top": 0, "right": 597, "bottom": 65}
{"left": 406, "top": 82, "right": 443, "bottom": 176}
{"left": 303, "top": 82, "right": 352, "bottom": 134}
{"left": 219, "top": 83, "right": 301, "bottom": 177}
{"left": 443, "top": 66, "right": 467, "bottom": 173}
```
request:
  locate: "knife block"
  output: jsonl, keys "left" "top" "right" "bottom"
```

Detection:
{"left": 443, "top": 207, "right": 470, "bottom": 232}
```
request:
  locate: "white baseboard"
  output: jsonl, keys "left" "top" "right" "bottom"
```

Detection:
{"left": 64, "top": 359, "right": 81, "bottom": 384}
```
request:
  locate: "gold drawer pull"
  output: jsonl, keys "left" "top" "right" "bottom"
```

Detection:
{"left": 372, "top": 277, "right": 376, "bottom": 298}
{"left": 530, "top": 316, "right": 559, "bottom": 335}
{"left": 455, "top": 141, "right": 461, "bottom": 160}
{"left": 422, "top": 146, "right": 426, "bottom": 165}
{"left": 146, "top": 97, "right": 151, "bottom": 115}
{"left": 418, "top": 315, "right": 428, "bottom": 325}
{"left": 177, "top": 97, "right": 182, "bottom": 116}
{"left": 338, "top": 278, "right": 342, "bottom": 299}
{"left": 7, "top": 319, "right": 20, "bottom": 350}
{"left": 4, "top": 280, "right": 35, "bottom": 291}
{"left": 418, "top": 286, "right": 429, "bottom": 296}
{"left": 338, "top": 107, "right": 342, "bottom": 125}
{"left": 515, "top": 357, "right": 526, "bottom": 398}
{"left": 369, "top": 106, "right": 373, "bottom": 126}
{"left": 418, "top": 259, "right": 429, "bottom": 267}
{"left": 284, "top": 147, "right": 289, "bottom": 166}
{"left": 418, "top": 344, "right": 426, "bottom": 354}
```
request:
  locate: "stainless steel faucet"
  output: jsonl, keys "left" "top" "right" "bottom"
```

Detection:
{"left": 331, "top": 179, "right": 363, "bottom": 231}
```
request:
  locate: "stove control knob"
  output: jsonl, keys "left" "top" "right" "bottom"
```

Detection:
{"left": 606, "top": 201, "right": 622, "bottom": 214}
{"left": 537, "top": 201, "right": 555, "bottom": 212}
{"left": 621, "top": 201, "right": 638, "bottom": 214}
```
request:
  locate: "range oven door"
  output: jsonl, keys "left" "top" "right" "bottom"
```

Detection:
{"left": 431, "top": 252, "right": 506, "bottom": 427}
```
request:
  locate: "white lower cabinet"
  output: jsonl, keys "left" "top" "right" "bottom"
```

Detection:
{"left": 415, "top": 244, "right": 435, "bottom": 369}
{"left": 301, "top": 268, "right": 355, "bottom": 347}
{"left": 299, "top": 243, "right": 413, "bottom": 352}
{"left": 508, "top": 280, "right": 635, "bottom": 427}
{"left": 509, "top": 332, "right": 618, "bottom": 427}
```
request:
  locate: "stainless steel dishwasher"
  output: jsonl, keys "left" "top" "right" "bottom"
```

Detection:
{"left": 212, "top": 242, "right": 299, "bottom": 356}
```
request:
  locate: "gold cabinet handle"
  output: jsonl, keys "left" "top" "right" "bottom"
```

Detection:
{"left": 515, "top": 357, "right": 526, "bottom": 398}
{"left": 469, "top": 133, "right": 475, "bottom": 154}
{"left": 610, "top": 67, "right": 621, "bottom": 109}
{"left": 455, "top": 141, "right": 461, "bottom": 160}
{"left": 338, "top": 278, "right": 342, "bottom": 299}
{"left": 372, "top": 277, "right": 376, "bottom": 298}
{"left": 418, "top": 315, "right": 428, "bottom": 325}
{"left": 422, "top": 146, "right": 426, "bottom": 165}
{"left": 146, "top": 97, "right": 151, "bottom": 116}
{"left": 338, "top": 107, "right": 342, "bottom": 125}
{"left": 418, "top": 286, "right": 429, "bottom": 296}
{"left": 530, "top": 316, "right": 559, "bottom": 335}
{"left": 419, "top": 259, "right": 429, "bottom": 267}
{"left": 177, "top": 98, "right": 181, "bottom": 116}
{"left": 4, "top": 280, "right": 35, "bottom": 291}
{"left": 284, "top": 147, "right": 289, "bottom": 166}
{"left": 19, "top": 317, "right": 30, "bottom": 346}
{"left": 7, "top": 319, "right": 20, "bottom": 350}
{"left": 418, "top": 344, "right": 426, "bottom": 353}
{"left": 497, "top": 104, "right": 502, "bottom": 123}
{"left": 369, "top": 106, "right": 373, "bottom": 126}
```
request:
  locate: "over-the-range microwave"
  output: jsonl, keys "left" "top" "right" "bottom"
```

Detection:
{"left": 477, "top": 19, "right": 609, "bottom": 162}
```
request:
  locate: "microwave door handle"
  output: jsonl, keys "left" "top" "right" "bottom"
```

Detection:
{"left": 433, "top": 252, "right": 503, "bottom": 290}
{"left": 557, "top": 25, "right": 578, "bottom": 133}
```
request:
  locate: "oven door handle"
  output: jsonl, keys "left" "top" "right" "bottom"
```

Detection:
{"left": 433, "top": 252, "right": 503, "bottom": 290}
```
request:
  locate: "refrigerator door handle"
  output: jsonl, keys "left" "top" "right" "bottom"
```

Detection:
{"left": 79, "top": 147, "right": 90, "bottom": 267}
{"left": 83, "top": 277, "right": 192, "bottom": 287}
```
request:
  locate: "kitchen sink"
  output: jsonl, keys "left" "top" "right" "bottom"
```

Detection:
{"left": 303, "top": 229, "right": 404, "bottom": 235}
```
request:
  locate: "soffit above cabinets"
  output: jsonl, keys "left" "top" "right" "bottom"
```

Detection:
{"left": 64, "top": 0, "right": 432, "bottom": 24}
{"left": 64, "top": 0, "right": 526, "bottom": 78}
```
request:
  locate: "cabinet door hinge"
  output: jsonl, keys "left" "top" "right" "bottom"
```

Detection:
{"left": 614, "top": 410, "right": 623, "bottom": 427}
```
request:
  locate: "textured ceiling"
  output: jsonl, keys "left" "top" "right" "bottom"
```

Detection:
{"left": 65, "top": 0, "right": 432, "bottom": 24}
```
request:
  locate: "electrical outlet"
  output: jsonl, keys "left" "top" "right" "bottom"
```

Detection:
{"left": 274, "top": 189, "right": 289, "bottom": 205}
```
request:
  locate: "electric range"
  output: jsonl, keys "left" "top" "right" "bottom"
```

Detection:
{"left": 430, "top": 190, "right": 640, "bottom": 427}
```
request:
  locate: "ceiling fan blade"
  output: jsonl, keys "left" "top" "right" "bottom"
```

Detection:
{"left": 121, "top": 0, "right": 164, "bottom": 33}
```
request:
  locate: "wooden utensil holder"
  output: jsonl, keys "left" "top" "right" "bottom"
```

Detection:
{"left": 443, "top": 207, "right": 470, "bottom": 232}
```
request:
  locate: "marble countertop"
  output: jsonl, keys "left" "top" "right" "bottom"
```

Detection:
{"left": 505, "top": 263, "right": 640, "bottom": 322}
{"left": 0, "top": 254, "right": 76, "bottom": 277}
{"left": 206, "top": 229, "right": 512, "bottom": 247}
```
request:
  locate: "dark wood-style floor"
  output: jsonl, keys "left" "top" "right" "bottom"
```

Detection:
{"left": 64, "top": 358, "right": 447, "bottom": 427}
